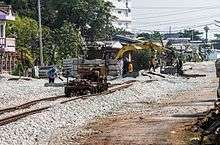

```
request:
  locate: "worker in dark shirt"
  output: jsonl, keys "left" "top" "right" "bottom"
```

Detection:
{"left": 123, "top": 57, "right": 129, "bottom": 77}
{"left": 47, "top": 67, "right": 57, "bottom": 83}
{"left": 149, "top": 49, "right": 156, "bottom": 72}
{"left": 177, "top": 58, "right": 183, "bottom": 75}
{"left": 149, "top": 57, "right": 156, "bottom": 72}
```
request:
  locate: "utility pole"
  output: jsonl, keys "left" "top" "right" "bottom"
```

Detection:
{"left": 169, "top": 26, "right": 172, "bottom": 34}
{"left": 191, "top": 29, "right": 194, "bottom": 41}
{"left": 204, "top": 25, "right": 209, "bottom": 44}
{"left": 204, "top": 25, "right": 210, "bottom": 60}
{"left": 38, "top": 0, "right": 43, "bottom": 66}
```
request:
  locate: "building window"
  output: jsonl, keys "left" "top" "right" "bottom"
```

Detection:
{"left": 118, "top": 11, "right": 122, "bottom": 14}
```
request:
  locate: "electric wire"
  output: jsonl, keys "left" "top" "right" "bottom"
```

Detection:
{"left": 132, "top": 23, "right": 215, "bottom": 33}
{"left": 135, "top": 8, "right": 220, "bottom": 20}
{"left": 133, "top": 6, "right": 220, "bottom": 10}
{"left": 135, "top": 14, "right": 220, "bottom": 26}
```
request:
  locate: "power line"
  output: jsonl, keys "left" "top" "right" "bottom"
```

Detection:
{"left": 134, "top": 15, "right": 218, "bottom": 27}
{"left": 135, "top": 8, "right": 219, "bottom": 20}
{"left": 133, "top": 6, "right": 220, "bottom": 10}
{"left": 132, "top": 23, "right": 215, "bottom": 32}
{"left": 133, "top": 10, "right": 188, "bottom": 16}
{"left": 174, "top": 23, "right": 214, "bottom": 29}
{"left": 135, "top": 21, "right": 212, "bottom": 28}
{"left": 135, "top": 13, "right": 220, "bottom": 26}
{"left": 209, "top": 28, "right": 220, "bottom": 32}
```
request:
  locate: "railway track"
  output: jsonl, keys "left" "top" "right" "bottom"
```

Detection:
{"left": 0, "top": 80, "right": 136, "bottom": 115}
{"left": 0, "top": 83, "right": 133, "bottom": 126}
{"left": 0, "top": 107, "right": 50, "bottom": 126}
{"left": 0, "top": 95, "right": 67, "bottom": 115}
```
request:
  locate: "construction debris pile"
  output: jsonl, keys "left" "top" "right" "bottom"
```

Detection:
{"left": 63, "top": 58, "right": 120, "bottom": 78}
{"left": 190, "top": 102, "right": 220, "bottom": 145}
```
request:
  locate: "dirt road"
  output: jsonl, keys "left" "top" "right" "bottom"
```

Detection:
{"left": 75, "top": 84, "right": 216, "bottom": 145}
{"left": 56, "top": 62, "right": 218, "bottom": 145}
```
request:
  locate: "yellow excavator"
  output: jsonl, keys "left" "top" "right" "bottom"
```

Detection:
{"left": 115, "top": 42, "right": 166, "bottom": 60}
{"left": 115, "top": 41, "right": 166, "bottom": 74}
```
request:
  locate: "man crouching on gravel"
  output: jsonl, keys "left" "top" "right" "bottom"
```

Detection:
{"left": 47, "top": 67, "right": 57, "bottom": 84}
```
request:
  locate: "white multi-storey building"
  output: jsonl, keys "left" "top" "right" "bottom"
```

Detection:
{"left": 107, "top": 0, "right": 132, "bottom": 31}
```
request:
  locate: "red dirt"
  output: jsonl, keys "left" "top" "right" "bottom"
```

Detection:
{"left": 59, "top": 71, "right": 218, "bottom": 145}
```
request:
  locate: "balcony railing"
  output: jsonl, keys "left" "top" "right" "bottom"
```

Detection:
{"left": 0, "top": 37, "right": 16, "bottom": 52}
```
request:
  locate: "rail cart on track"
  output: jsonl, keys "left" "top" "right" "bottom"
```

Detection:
{"left": 64, "top": 64, "right": 108, "bottom": 97}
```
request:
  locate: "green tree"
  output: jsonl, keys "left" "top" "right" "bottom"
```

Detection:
{"left": 137, "top": 33, "right": 151, "bottom": 40}
{"left": 6, "top": 0, "right": 116, "bottom": 41}
{"left": 179, "top": 29, "right": 203, "bottom": 41}
{"left": 49, "top": 0, "right": 115, "bottom": 41}
{"left": 6, "top": 16, "right": 37, "bottom": 66}
{"left": 151, "top": 31, "right": 163, "bottom": 41}
{"left": 6, "top": 16, "right": 53, "bottom": 66}
{"left": 55, "top": 21, "right": 84, "bottom": 64}
{"left": 3, "top": 0, "right": 121, "bottom": 69}
{"left": 133, "top": 49, "right": 151, "bottom": 71}
{"left": 214, "top": 34, "right": 220, "bottom": 40}
{"left": 137, "top": 31, "right": 163, "bottom": 41}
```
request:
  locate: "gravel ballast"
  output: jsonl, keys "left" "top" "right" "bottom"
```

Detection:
{"left": 0, "top": 61, "right": 217, "bottom": 145}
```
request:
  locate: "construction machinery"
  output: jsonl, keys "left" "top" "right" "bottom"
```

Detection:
{"left": 64, "top": 64, "right": 108, "bottom": 97}
{"left": 115, "top": 42, "right": 166, "bottom": 77}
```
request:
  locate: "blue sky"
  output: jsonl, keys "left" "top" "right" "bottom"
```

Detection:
{"left": 132, "top": 0, "right": 220, "bottom": 39}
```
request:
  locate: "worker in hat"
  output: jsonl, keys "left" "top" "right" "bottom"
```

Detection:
{"left": 47, "top": 67, "right": 57, "bottom": 83}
